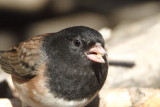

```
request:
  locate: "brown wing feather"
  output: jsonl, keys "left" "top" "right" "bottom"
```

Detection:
{"left": 0, "top": 34, "right": 49, "bottom": 78}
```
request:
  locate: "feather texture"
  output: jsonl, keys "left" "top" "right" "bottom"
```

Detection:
{"left": 0, "top": 34, "right": 49, "bottom": 78}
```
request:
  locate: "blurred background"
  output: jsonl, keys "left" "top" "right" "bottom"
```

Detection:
{"left": 0, "top": 0, "right": 160, "bottom": 99}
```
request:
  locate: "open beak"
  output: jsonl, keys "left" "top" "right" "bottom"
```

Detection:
{"left": 85, "top": 43, "right": 107, "bottom": 63}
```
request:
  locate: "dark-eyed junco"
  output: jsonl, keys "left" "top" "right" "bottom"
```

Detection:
{"left": 0, "top": 26, "right": 108, "bottom": 107}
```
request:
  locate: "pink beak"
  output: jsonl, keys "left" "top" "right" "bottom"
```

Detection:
{"left": 85, "top": 43, "right": 107, "bottom": 63}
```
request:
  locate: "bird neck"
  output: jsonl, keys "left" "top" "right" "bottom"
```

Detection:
{"left": 46, "top": 61, "right": 107, "bottom": 101}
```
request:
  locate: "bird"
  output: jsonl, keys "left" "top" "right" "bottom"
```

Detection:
{"left": 0, "top": 26, "right": 108, "bottom": 107}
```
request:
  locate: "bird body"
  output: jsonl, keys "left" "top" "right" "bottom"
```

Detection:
{"left": 12, "top": 67, "right": 92, "bottom": 107}
{"left": 0, "top": 26, "right": 108, "bottom": 107}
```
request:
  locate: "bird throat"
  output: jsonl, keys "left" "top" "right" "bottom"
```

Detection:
{"left": 46, "top": 61, "right": 107, "bottom": 101}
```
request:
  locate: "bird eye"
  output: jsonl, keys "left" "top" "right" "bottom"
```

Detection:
{"left": 73, "top": 39, "right": 82, "bottom": 47}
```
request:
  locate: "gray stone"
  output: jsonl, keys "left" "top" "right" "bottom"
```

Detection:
{"left": 105, "top": 13, "right": 160, "bottom": 89}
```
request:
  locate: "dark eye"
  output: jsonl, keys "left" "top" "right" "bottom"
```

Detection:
{"left": 73, "top": 39, "right": 82, "bottom": 47}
